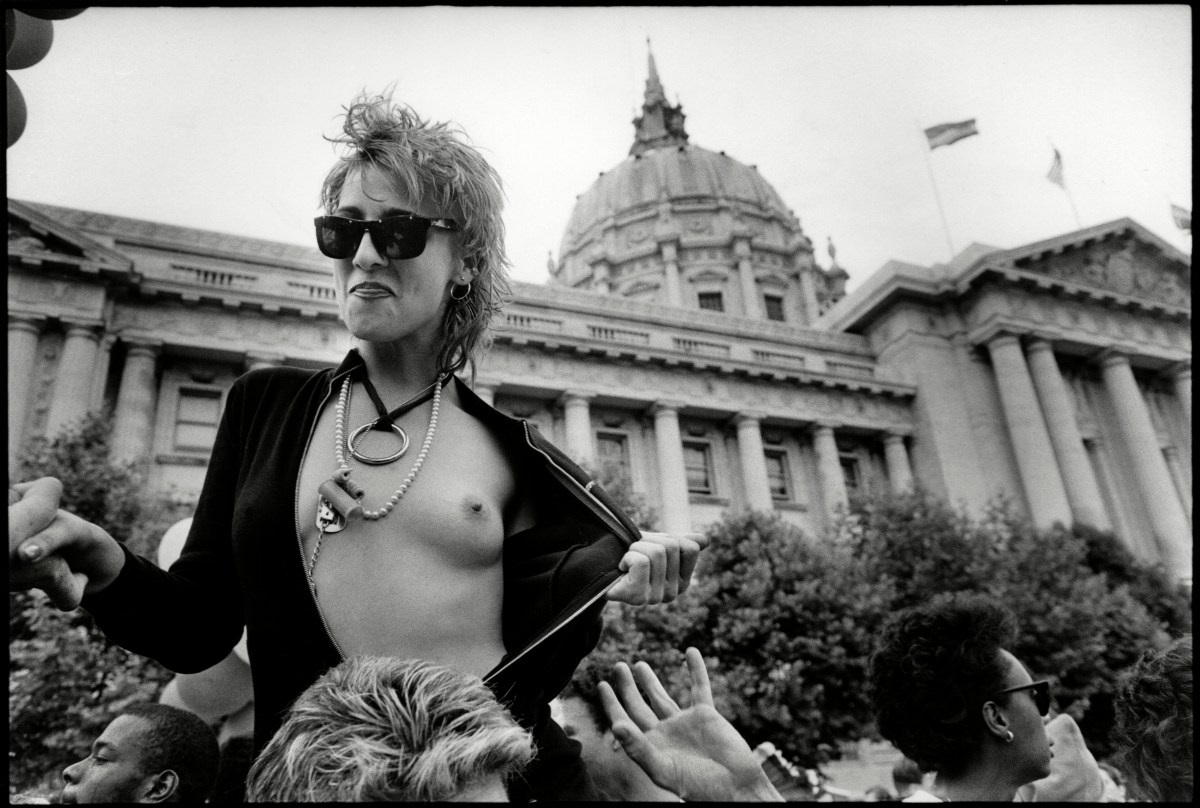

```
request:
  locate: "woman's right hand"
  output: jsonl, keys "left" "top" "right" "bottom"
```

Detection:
{"left": 9, "top": 477, "right": 126, "bottom": 610}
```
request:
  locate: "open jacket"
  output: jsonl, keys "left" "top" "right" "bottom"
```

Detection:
{"left": 81, "top": 349, "right": 641, "bottom": 800}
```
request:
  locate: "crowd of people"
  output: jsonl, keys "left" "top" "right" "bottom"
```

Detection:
{"left": 8, "top": 89, "right": 1191, "bottom": 803}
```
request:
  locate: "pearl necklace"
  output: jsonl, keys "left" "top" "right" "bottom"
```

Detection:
{"left": 308, "top": 374, "right": 443, "bottom": 581}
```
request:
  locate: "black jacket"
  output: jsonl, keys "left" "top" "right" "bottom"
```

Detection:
{"left": 82, "top": 349, "right": 641, "bottom": 800}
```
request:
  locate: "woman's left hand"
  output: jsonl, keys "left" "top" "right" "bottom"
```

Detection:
{"left": 606, "top": 530, "right": 709, "bottom": 605}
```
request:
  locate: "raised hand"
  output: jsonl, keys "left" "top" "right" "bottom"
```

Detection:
{"left": 599, "top": 647, "right": 784, "bottom": 802}
{"left": 605, "top": 530, "right": 709, "bottom": 605}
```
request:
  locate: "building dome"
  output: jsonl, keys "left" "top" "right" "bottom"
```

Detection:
{"left": 552, "top": 46, "right": 848, "bottom": 325}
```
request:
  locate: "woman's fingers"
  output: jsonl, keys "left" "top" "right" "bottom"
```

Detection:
{"left": 10, "top": 554, "right": 87, "bottom": 610}
{"left": 9, "top": 477, "right": 63, "bottom": 557}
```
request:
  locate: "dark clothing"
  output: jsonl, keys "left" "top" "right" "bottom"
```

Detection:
{"left": 82, "top": 350, "right": 640, "bottom": 801}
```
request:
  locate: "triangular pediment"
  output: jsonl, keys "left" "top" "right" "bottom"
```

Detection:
{"left": 8, "top": 198, "right": 135, "bottom": 277}
{"left": 1001, "top": 219, "right": 1190, "bottom": 309}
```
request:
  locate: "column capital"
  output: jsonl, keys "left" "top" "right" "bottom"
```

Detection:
{"left": 1165, "top": 361, "right": 1191, "bottom": 382}
{"left": 986, "top": 331, "right": 1023, "bottom": 350}
{"left": 61, "top": 320, "right": 103, "bottom": 340}
{"left": 8, "top": 313, "right": 46, "bottom": 333}
{"left": 1024, "top": 336, "right": 1057, "bottom": 355}
{"left": 559, "top": 389, "right": 596, "bottom": 406}
{"left": 811, "top": 420, "right": 842, "bottom": 432}
{"left": 125, "top": 342, "right": 162, "bottom": 361}
{"left": 882, "top": 429, "right": 912, "bottom": 444}
{"left": 244, "top": 350, "right": 285, "bottom": 369}
{"left": 650, "top": 400, "right": 687, "bottom": 417}
{"left": 732, "top": 410, "right": 766, "bottom": 427}
{"left": 1094, "top": 346, "right": 1133, "bottom": 370}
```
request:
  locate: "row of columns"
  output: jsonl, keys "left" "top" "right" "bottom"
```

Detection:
{"left": 985, "top": 333, "right": 1190, "bottom": 580}
{"left": 8, "top": 314, "right": 297, "bottom": 475}
{"left": 547, "top": 388, "right": 913, "bottom": 534}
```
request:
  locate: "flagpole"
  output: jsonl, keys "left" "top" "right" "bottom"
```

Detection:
{"left": 917, "top": 121, "right": 956, "bottom": 259}
{"left": 1049, "top": 139, "right": 1082, "bottom": 230}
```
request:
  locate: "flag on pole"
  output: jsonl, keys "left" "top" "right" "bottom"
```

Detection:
{"left": 1170, "top": 203, "right": 1191, "bottom": 233}
{"left": 1047, "top": 149, "right": 1065, "bottom": 188}
{"left": 924, "top": 119, "right": 979, "bottom": 149}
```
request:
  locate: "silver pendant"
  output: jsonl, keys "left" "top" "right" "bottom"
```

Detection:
{"left": 316, "top": 496, "right": 347, "bottom": 534}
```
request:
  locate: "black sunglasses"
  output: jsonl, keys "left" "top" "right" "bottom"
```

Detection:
{"left": 992, "top": 680, "right": 1052, "bottom": 717}
{"left": 314, "top": 214, "right": 460, "bottom": 260}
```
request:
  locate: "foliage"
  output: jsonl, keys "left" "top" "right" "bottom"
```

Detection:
{"left": 574, "top": 482, "right": 1189, "bottom": 771}
{"left": 9, "top": 413, "right": 188, "bottom": 797}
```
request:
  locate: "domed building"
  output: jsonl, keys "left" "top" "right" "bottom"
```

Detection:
{"left": 7, "top": 51, "right": 1191, "bottom": 583}
{"left": 553, "top": 51, "right": 848, "bottom": 325}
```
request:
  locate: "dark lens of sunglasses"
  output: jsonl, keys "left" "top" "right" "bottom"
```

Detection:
{"left": 1035, "top": 684, "right": 1050, "bottom": 716}
{"left": 376, "top": 218, "right": 428, "bottom": 260}
{"left": 316, "top": 219, "right": 363, "bottom": 259}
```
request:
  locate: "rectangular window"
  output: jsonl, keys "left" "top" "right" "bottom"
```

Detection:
{"left": 174, "top": 388, "right": 222, "bottom": 452}
{"left": 596, "top": 432, "right": 631, "bottom": 485}
{"left": 683, "top": 441, "right": 714, "bottom": 494}
{"left": 697, "top": 292, "right": 724, "bottom": 312}
{"left": 763, "top": 294, "right": 786, "bottom": 322}
{"left": 764, "top": 449, "right": 792, "bottom": 500}
{"left": 840, "top": 454, "right": 861, "bottom": 493}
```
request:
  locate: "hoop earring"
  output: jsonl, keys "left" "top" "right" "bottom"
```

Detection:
{"left": 450, "top": 281, "right": 472, "bottom": 301}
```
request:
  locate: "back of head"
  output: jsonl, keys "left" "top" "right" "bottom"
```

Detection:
{"left": 119, "top": 703, "right": 220, "bottom": 803}
{"left": 320, "top": 89, "right": 511, "bottom": 377}
{"left": 891, "top": 756, "right": 923, "bottom": 796}
{"left": 1110, "top": 634, "right": 1192, "bottom": 802}
{"left": 868, "top": 593, "right": 1017, "bottom": 777}
{"left": 245, "top": 655, "right": 534, "bottom": 802}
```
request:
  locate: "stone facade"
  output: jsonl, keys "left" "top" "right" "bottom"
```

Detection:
{"left": 6, "top": 57, "right": 1191, "bottom": 583}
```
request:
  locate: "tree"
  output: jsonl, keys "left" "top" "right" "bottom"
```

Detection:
{"left": 9, "top": 413, "right": 189, "bottom": 797}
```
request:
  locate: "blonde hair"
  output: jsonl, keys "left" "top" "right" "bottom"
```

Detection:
{"left": 245, "top": 656, "right": 534, "bottom": 802}
{"left": 320, "top": 89, "right": 511, "bottom": 378}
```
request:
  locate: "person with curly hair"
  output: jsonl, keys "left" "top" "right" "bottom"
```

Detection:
{"left": 1109, "top": 634, "right": 1191, "bottom": 802}
{"left": 868, "top": 593, "right": 1054, "bottom": 802}
{"left": 8, "top": 89, "right": 708, "bottom": 801}
{"left": 244, "top": 656, "right": 534, "bottom": 802}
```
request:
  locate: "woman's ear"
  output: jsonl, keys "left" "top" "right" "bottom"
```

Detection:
{"left": 981, "top": 700, "right": 1012, "bottom": 741}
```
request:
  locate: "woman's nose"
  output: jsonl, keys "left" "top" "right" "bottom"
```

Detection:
{"left": 353, "top": 229, "right": 387, "bottom": 271}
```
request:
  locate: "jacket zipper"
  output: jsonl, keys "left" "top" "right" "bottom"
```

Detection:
{"left": 294, "top": 375, "right": 345, "bottom": 658}
{"left": 481, "top": 421, "right": 633, "bottom": 685}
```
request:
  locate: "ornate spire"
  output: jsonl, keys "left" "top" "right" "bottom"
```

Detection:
{"left": 630, "top": 40, "right": 688, "bottom": 157}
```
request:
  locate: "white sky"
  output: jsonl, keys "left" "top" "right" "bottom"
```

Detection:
{"left": 7, "top": 6, "right": 1192, "bottom": 293}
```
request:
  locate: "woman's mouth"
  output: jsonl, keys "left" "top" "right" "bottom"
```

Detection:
{"left": 350, "top": 282, "right": 392, "bottom": 298}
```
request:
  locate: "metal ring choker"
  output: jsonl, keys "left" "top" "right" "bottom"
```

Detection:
{"left": 347, "top": 420, "right": 410, "bottom": 465}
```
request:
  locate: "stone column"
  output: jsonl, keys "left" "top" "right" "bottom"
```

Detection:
{"left": 734, "top": 412, "right": 773, "bottom": 511}
{"left": 245, "top": 351, "right": 285, "bottom": 372}
{"left": 735, "top": 239, "right": 760, "bottom": 319}
{"left": 985, "top": 334, "right": 1072, "bottom": 528}
{"left": 797, "top": 267, "right": 820, "bottom": 325}
{"left": 1025, "top": 339, "right": 1111, "bottom": 530}
{"left": 561, "top": 391, "right": 595, "bottom": 466}
{"left": 811, "top": 422, "right": 848, "bottom": 521}
{"left": 472, "top": 381, "right": 497, "bottom": 408}
{"left": 44, "top": 322, "right": 101, "bottom": 439}
{"left": 1099, "top": 350, "right": 1191, "bottom": 581}
{"left": 651, "top": 401, "right": 692, "bottom": 534}
{"left": 8, "top": 315, "right": 44, "bottom": 473}
{"left": 1166, "top": 363, "right": 1191, "bottom": 425}
{"left": 882, "top": 432, "right": 914, "bottom": 493}
{"left": 1162, "top": 446, "right": 1191, "bottom": 522}
{"left": 662, "top": 241, "right": 683, "bottom": 307}
{"left": 110, "top": 342, "right": 162, "bottom": 465}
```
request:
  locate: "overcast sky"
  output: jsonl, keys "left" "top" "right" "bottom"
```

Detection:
{"left": 7, "top": 6, "right": 1191, "bottom": 292}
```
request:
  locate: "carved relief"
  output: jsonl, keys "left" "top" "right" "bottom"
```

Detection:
{"left": 1040, "top": 238, "right": 1190, "bottom": 307}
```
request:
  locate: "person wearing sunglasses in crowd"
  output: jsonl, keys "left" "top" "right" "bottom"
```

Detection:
{"left": 868, "top": 593, "right": 1054, "bottom": 802}
{"left": 8, "top": 89, "right": 707, "bottom": 802}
